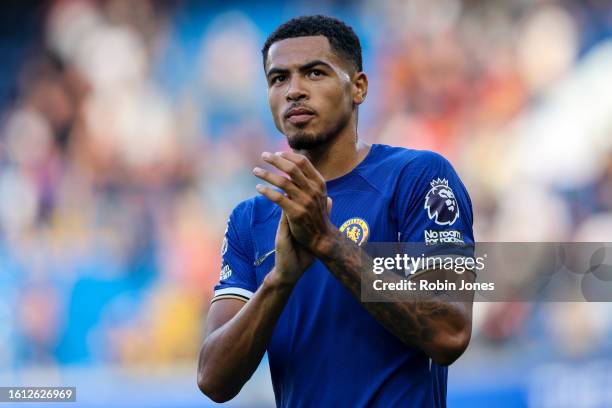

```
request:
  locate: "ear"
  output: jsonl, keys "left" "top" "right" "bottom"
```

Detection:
{"left": 352, "top": 71, "right": 368, "bottom": 105}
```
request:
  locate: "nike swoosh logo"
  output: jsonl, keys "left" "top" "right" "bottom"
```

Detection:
{"left": 253, "top": 249, "right": 275, "bottom": 266}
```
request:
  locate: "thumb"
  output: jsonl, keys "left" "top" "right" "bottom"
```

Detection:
{"left": 277, "top": 210, "right": 290, "bottom": 238}
{"left": 326, "top": 197, "right": 333, "bottom": 215}
{"left": 280, "top": 210, "right": 288, "bottom": 228}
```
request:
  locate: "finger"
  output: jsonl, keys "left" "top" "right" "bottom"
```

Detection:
{"left": 252, "top": 167, "right": 304, "bottom": 200}
{"left": 256, "top": 184, "right": 301, "bottom": 215}
{"left": 278, "top": 209, "right": 290, "bottom": 235}
{"left": 326, "top": 197, "right": 333, "bottom": 215}
{"left": 262, "top": 152, "right": 310, "bottom": 188}
{"left": 280, "top": 210, "right": 288, "bottom": 227}
{"left": 280, "top": 152, "right": 326, "bottom": 193}
{"left": 279, "top": 151, "right": 325, "bottom": 189}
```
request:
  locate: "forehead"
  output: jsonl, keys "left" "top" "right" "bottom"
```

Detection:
{"left": 266, "top": 35, "right": 339, "bottom": 70}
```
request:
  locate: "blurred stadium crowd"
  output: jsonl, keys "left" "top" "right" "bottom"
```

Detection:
{"left": 1, "top": 0, "right": 612, "bottom": 385}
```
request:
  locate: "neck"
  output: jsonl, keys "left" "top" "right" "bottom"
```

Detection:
{"left": 294, "top": 121, "right": 371, "bottom": 181}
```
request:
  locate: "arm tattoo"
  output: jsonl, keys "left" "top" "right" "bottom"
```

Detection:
{"left": 318, "top": 230, "right": 472, "bottom": 354}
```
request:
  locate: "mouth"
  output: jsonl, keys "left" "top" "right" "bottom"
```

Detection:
{"left": 285, "top": 107, "right": 315, "bottom": 126}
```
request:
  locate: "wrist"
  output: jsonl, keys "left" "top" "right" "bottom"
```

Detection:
{"left": 311, "top": 227, "right": 339, "bottom": 259}
{"left": 264, "top": 268, "right": 298, "bottom": 293}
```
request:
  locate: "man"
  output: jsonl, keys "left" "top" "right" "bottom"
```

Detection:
{"left": 197, "top": 15, "right": 475, "bottom": 407}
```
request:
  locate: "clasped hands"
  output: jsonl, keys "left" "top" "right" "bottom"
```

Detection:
{"left": 253, "top": 151, "right": 336, "bottom": 282}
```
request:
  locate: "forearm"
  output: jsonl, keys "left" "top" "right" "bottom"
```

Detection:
{"left": 316, "top": 229, "right": 472, "bottom": 365}
{"left": 198, "top": 270, "right": 294, "bottom": 402}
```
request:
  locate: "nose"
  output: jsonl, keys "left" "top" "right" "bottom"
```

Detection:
{"left": 285, "top": 76, "right": 308, "bottom": 102}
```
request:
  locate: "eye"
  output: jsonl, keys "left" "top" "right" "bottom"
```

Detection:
{"left": 308, "top": 69, "right": 324, "bottom": 79}
{"left": 270, "top": 75, "right": 286, "bottom": 85}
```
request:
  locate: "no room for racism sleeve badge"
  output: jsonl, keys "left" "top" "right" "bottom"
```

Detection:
{"left": 424, "top": 178, "right": 460, "bottom": 226}
{"left": 340, "top": 217, "right": 369, "bottom": 246}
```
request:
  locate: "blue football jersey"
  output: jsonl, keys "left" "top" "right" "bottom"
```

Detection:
{"left": 213, "top": 144, "right": 474, "bottom": 407}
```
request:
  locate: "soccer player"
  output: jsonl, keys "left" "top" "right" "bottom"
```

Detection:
{"left": 197, "top": 15, "right": 475, "bottom": 407}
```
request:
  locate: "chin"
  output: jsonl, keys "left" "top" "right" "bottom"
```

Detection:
{"left": 287, "top": 134, "right": 326, "bottom": 150}
{"left": 286, "top": 128, "right": 334, "bottom": 150}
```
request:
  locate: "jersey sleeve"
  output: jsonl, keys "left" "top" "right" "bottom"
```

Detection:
{"left": 394, "top": 151, "right": 474, "bottom": 256}
{"left": 212, "top": 200, "right": 257, "bottom": 303}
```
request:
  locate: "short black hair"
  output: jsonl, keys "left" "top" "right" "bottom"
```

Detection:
{"left": 262, "top": 15, "right": 362, "bottom": 73}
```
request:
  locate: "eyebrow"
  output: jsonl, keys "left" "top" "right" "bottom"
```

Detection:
{"left": 266, "top": 60, "right": 334, "bottom": 79}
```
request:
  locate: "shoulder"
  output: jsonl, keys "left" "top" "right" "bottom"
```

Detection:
{"left": 379, "top": 146, "right": 470, "bottom": 209}
{"left": 368, "top": 144, "right": 451, "bottom": 171}
{"left": 228, "top": 194, "right": 279, "bottom": 227}
{"left": 363, "top": 145, "right": 456, "bottom": 190}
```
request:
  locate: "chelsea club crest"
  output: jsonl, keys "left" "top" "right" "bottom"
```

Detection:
{"left": 339, "top": 218, "right": 369, "bottom": 246}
